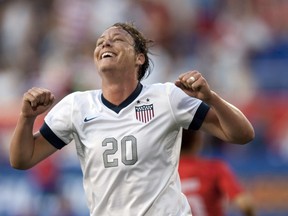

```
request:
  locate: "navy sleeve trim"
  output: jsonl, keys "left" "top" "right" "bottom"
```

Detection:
{"left": 188, "top": 102, "right": 210, "bottom": 130}
{"left": 39, "top": 122, "right": 67, "bottom": 149}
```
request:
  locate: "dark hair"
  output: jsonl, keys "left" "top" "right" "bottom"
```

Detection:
{"left": 112, "top": 22, "right": 154, "bottom": 81}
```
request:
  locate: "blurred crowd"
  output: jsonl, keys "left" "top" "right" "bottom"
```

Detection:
{"left": 1, "top": 0, "right": 288, "bottom": 215}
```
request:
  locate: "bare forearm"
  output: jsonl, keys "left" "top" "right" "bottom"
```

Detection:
{"left": 9, "top": 114, "right": 36, "bottom": 169}
{"left": 10, "top": 87, "right": 57, "bottom": 169}
{"left": 175, "top": 71, "right": 254, "bottom": 144}
{"left": 206, "top": 91, "right": 255, "bottom": 144}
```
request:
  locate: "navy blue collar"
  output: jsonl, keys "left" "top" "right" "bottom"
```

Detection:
{"left": 101, "top": 83, "right": 143, "bottom": 113}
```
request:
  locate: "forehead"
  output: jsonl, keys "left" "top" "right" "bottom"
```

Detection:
{"left": 99, "top": 26, "right": 133, "bottom": 40}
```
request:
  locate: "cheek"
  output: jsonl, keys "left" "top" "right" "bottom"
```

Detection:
{"left": 93, "top": 48, "right": 100, "bottom": 63}
{"left": 94, "top": 47, "right": 100, "bottom": 59}
{"left": 125, "top": 47, "right": 137, "bottom": 60}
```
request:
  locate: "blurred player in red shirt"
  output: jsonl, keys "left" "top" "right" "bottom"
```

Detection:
{"left": 179, "top": 129, "right": 256, "bottom": 216}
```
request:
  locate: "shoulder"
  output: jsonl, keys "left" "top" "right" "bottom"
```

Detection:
{"left": 69, "top": 89, "right": 101, "bottom": 97}
{"left": 142, "top": 82, "right": 173, "bottom": 88}
{"left": 61, "top": 90, "right": 101, "bottom": 101}
{"left": 53, "top": 90, "right": 101, "bottom": 110}
{"left": 142, "top": 82, "right": 181, "bottom": 94}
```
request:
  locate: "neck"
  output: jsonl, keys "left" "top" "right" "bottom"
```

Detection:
{"left": 98, "top": 66, "right": 140, "bottom": 105}
{"left": 101, "top": 79, "right": 139, "bottom": 106}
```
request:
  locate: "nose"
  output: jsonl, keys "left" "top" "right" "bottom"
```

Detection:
{"left": 102, "top": 39, "right": 112, "bottom": 47}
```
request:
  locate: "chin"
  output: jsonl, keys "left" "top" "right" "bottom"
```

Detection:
{"left": 99, "top": 65, "right": 117, "bottom": 73}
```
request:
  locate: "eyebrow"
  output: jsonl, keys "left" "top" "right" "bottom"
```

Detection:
{"left": 98, "top": 31, "right": 129, "bottom": 40}
{"left": 96, "top": 32, "right": 134, "bottom": 47}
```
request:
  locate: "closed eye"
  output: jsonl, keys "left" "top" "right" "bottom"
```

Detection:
{"left": 96, "top": 40, "right": 104, "bottom": 47}
{"left": 113, "top": 37, "right": 124, "bottom": 42}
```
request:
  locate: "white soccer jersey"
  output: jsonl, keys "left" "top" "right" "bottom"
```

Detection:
{"left": 40, "top": 82, "right": 210, "bottom": 216}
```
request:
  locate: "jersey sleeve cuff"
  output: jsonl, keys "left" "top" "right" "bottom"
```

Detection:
{"left": 39, "top": 122, "right": 67, "bottom": 149}
{"left": 188, "top": 102, "right": 210, "bottom": 130}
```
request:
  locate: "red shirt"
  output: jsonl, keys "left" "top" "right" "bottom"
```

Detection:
{"left": 178, "top": 156, "right": 243, "bottom": 216}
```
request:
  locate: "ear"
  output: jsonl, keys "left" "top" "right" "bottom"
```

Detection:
{"left": 136, "top": 53, "right": 145, "bottom": 66}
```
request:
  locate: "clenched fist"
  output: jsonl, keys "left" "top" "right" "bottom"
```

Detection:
{"left": 175, "top": 70, "right": 213, "bottom": 103}
{"left": 21, "top": 87, "right": 55, "bottom": 118}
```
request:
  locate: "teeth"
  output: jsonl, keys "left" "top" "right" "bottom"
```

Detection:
{"left": 101, "top": 52, "right": 114, "bottom": 59}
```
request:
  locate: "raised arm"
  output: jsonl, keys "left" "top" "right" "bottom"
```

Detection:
{"left": 10, "top": 87, "right": 57, "bottom": 170}
{"left": 175, "top": 70, "right": 255, "bottom": 144}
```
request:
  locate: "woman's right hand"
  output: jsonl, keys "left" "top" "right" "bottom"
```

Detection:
{"left": 21, "top": 87, "right": 55, "bottom": 118}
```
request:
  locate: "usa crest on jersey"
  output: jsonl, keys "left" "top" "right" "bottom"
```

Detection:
{"left": 135, "top": 104, "right": 154, "bottom": 123}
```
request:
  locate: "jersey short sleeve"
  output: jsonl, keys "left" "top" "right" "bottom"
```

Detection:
{"left": 165, "top": 83, "right": 210, "bottom": 130}
{"left": 40, "top": 93, "right": 75, "bottom": 149}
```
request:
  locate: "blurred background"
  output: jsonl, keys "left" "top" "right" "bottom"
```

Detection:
{"left": 0, "top": 0, "right": 288, "bottom": 215}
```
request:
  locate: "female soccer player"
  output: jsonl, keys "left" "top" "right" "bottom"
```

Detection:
{"left": 10, "top": 22, "right": 254, "bottom": 216}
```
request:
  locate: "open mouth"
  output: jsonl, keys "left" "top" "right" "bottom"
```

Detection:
{"left": 101, "top": 52, "right": 115, "bottom": 59}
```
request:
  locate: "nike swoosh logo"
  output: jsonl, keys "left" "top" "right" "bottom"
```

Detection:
{"left": 84, "top": 116, "right": 98, "bottom": 122}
